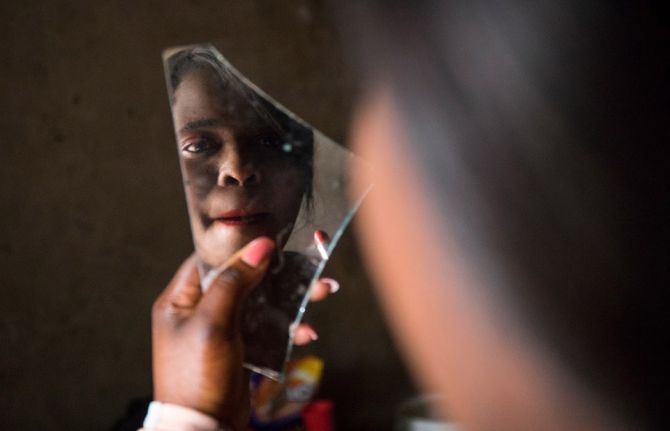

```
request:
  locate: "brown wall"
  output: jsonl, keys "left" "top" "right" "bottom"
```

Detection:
{"left": 0, "top": 1, "right": 415, "bottom": 429}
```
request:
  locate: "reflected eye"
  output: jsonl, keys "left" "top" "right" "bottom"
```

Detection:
{"left": 258, "top": 135, "right": 281, "bottom": 149}
{"left": 182, "top": 137, "right": 221, "bottom": 155}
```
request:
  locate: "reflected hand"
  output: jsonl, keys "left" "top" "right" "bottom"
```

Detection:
{"left": 151, "top": 237, "right": 275, "bottom": 429}
{"left": 292, "top": 277, "right": 340, "bottom": 345}
{"left": 293, "top": 229, "right": 340, "bottom": 346}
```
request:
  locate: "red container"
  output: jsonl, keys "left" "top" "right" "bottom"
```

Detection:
{"left": 302, "top": 400, "right": 334, "bottom": 431}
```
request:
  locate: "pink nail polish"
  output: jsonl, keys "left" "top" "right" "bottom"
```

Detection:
{"left": 322, "top": 278, "right": 340, "bottom": 293}
{"left": 314, "top": 230, "right": 330, "bottom": 260}
{"left": 242, "top": 237, "right": 275, "bottom": 267}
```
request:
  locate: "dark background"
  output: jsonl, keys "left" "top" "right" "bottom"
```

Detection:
{"left": 0, "top": 1, "right": 416, "bottom": 429}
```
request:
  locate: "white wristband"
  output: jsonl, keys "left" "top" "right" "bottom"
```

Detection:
{"left": 141, "top": 401, "right": 227, "bottom": 431}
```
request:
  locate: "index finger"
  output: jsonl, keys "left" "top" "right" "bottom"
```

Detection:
{"left": 309, "top": 278, "right": 339, "bottom": 302}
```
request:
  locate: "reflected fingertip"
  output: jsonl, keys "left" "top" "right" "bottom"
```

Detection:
{"left": 294, "top": 336, "right": 309, "bottom": 346}
{"left": 298, "top": 325, "right": 319, "bottom": 343}
{"left": 322, "top": 277, "right": 340, "bottom": 293}
{"left": 309, "top": 284, "right": 329, "bottom": 302}
{"left": 294, "top": 330, "right": 317, "bottom": 345}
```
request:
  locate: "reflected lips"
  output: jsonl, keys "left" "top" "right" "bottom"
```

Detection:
{"left": 214, "top": 211, "right": 270, "bottom": 226}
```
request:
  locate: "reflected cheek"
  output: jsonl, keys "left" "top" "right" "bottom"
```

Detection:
{"left": 266, "top": 168, "right": 305, "bottom": 224}
{"left": 182, "top": 159, "right": 219, "bottom": 201}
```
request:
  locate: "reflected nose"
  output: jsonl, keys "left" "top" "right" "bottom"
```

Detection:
{"left": 217, "top": 143, "right": 261, "bottom": 187}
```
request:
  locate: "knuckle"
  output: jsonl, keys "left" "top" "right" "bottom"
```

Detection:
{"left": 152, "top": 297, "right": 179, "bottom": 324}
{"left": 151, "top": 298, "right": 165, "bottom": 320}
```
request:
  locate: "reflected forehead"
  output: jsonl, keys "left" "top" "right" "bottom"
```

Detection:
{"left": 178, "top": 118, "right": 223, "bottom": 135}
{"left": 173, "top": 71, "right": 227, "bottom": 119}
{"left": 173, "top": 70, "right": 265, "bottom": 133}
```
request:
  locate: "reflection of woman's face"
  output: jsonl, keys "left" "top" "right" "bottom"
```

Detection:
{"left": 172, "top": 67, "right": 305, "bottom": 267}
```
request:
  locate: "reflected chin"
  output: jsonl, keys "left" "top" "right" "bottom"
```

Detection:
{"left": 198, "top": 221, "right": 275, "bottom": 267}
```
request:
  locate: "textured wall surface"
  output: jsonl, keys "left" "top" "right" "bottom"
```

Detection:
{"left": 0, "top": 1, "right": 415, "bottom": 429}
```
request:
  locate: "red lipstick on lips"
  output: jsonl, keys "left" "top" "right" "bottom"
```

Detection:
{"left": 214, "top": 210, "right": 269, "bottom": 226}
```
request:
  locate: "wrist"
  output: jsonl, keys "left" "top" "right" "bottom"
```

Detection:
{"left": 142, "top": 400, "right": 229, "bottom": 431}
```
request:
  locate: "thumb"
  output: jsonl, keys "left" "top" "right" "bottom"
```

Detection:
{"left": 196, "top": 237, "right": 275, "bottom": 332}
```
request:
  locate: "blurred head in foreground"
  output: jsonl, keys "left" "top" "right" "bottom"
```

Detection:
{"left": 346, "top": 1, "right": 667, "bottom": 429}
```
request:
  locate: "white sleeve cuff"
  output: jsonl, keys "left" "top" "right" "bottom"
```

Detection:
{"left": 140, "top": 401, "right": 225, "bottom": 431}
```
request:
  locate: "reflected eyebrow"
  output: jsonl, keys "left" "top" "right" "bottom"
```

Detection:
{"left": 178, "top": 118, "right": 223, "bottom": 135}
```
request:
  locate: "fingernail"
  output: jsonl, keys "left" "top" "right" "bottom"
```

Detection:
{"left": 306, "top": 327, "right": 319, "bottom": 341}
{"left": 314, "top": 229, "right": 330, "bottom": 244}
{"left": 314, "top": 230, "right": 330, "bottom": 260}
{"left": 322, "top": 278, "right": 340, "bottom": 293}
{"left": 242, "top": 237, "right": 275, "bottom": 268}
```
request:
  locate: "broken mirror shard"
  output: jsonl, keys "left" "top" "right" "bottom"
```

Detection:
{"left": 163, "top": 44, "right": 371, "bottom": 380}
